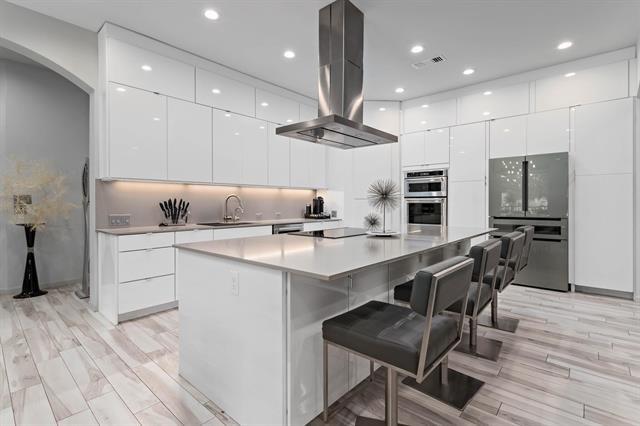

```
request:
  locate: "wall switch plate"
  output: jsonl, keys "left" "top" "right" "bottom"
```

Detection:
{"left": 255, "top": 212, "right": 263, "bottom": 220}
{"left": 275, "top": 211, "right": 281, "bottom": 218}
{"left": 230, "top": 270, "right": 239, "bottom": 296}
{"left": 331, "top": 210, "right": 338, "bottom": 218}
{"left": 109, "top": 214, "right": 131, "bottom": 227}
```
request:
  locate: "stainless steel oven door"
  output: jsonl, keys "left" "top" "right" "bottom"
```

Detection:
{"left": 406, "top": 198, "right": 447, "bottom": 227}
{"left": 404, "top": 176, "right": 447, "bottom": 198}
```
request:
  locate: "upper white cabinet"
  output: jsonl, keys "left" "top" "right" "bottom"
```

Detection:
{"left": 290, "top": 139, "right": 313, "bottom": 188}
{"left": 449, "top": 122, "right": 486, "bottom": 182}
{"left": 401, "top": 132, "right": 425, "bottom": 167}
{"left": 458, "top": 83, "right": 529, "bottom": 124}
{"left": 489, "top": 115, "right": 527, "bottom": 158}
{"left": 363, "top": 101, "right": 400, "bottom": 135}
{"left": 574, "top": 97, "right": 633, "bottom": 176}
{"left": 241, "top": 119, "right": 269, "bottom": 186}
{"left": 310, "top": 144, "right": 327, "bottom": 189}
{"left": 352, "top": 145, "right": 393, "bottom": 198}
{"left": 425, "top": 128, "right": 450, "bottom": 164}
{"left": 107, "top": 39, "right": 195, "bottom": 101}
{"left": 526, "top": 109, "right": 569, "bottom": 155}
{"left": 535, "top": 61, "right": 628, "bottom": 112}
{"left": 403, "top": 98, "right": 457, "bottom": 133}
{"left": 168, "top": 98, "right": 212, "bottom": 183}
{"left": 108, "top": 83, "right": 168, "bottom": 180}
{"left": 268, "top": 124, "right": 290, "bottom": 187}
{"left": 300, "top": 103, "right": 318, "bottom": 121}
{"left": 256, "top": 89, "right": 300, "bottom": 125}
{"left": 195, "top": 68, "right": 255, "bottom": 117}
{"left": 448, "top": 180, "right": 486, "bottom": 228}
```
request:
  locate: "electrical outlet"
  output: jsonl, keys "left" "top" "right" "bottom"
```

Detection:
{"left": 109, "top": 214, "right": 131, "bottom": 227}
{"left": 275, "top": 211, "right": 281, "bottom": 218}
{"left": 331, "top": 210, "right": 338, "bottom": 218}
{"left": 230, "top": 270, "right": 239, "bottom": 296}
{"left": 255, "top": 212, "right": 263, "bottom": 220}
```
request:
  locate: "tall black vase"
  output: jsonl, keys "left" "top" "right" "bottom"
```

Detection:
{"left": 14, "top": 224, "right": 47, "bottom": 299}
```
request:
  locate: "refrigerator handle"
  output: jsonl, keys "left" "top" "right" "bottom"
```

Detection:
{"left": 522, "top": 160, "right": 529, "bottom": 213}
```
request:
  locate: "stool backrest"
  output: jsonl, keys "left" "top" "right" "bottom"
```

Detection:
{"left": 515, "top": 225, "right": 534, "bottom": 270}
{"left": 468, "top": 239, "right": 502, "bottom": 284}
{"left": 500, "top": 231, "right": 525, "bottom": 271}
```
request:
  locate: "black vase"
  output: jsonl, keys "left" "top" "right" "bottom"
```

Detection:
{"left": 14, "top": 224, "right": 47, "bottom": 299}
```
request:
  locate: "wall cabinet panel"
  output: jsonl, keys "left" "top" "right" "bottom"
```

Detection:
{"left": 168, "top": 98, "right": 212, "bottom": 183}
{"left": 425, "top": 128, "right": 450, "bottom": 164}
{"left": 448, "top": 181, "right": 486, "bottom": 228}
{"left": 290, "top": 139, "right": 314, "bottom": 188}
{"left": 401, "top": 132, "right": 425, "bottom": 167}
{"left": 526, "top": 109, "right": 569, "bottom": 155}
{"left": 352, "top": 145, "right": 393, "bottom": 198}
{"left": 256, "top": 89, "right": 299, "bottom": 124}
{"left": 458, "top": 83, "right": 529, "bottom": 124}
{"left": 403, "top": 98, "right": 456, "bottom": 133}
{"left": 363, "top": 101, "right": 400, "bottom": 135}
{"left": 212, "top": 110, "right": 244, "bottom": 184}
{"left": 449, "top": 122, "right": 486, "bottom": 182}
{"left": 490, "top": 115, "right": 527, "bottom": 158}
{"left": 268, "top": 124, "right": 291, "bottom": 187}
{"left": 196, "top": 68, "right": 255, "bottom": 116}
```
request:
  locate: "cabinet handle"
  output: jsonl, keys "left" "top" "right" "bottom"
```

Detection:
{"left": 146, "top": 233, "right": 154, "bottom": 236}
{"left": 145, "top": 248, "right": 153, "bottom": 252}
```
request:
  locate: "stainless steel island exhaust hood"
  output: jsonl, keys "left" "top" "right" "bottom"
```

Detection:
{"left": 276, "top": 0, "right": 398, "bottom": 149}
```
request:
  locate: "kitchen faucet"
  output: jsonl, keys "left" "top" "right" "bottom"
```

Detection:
{"left": 224, "top": 194, "right": 244, "bottom": 222}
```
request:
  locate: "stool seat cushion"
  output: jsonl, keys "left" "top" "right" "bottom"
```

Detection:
{"left": 393, "top": 280, "right": 413, "bottom": 303}
{"left": 447, "top": 282, "right": 492, "bottom": 316}
{"left": 485, "top": 265, "right": 514, "bottom": 291}
{"left": 322, "top": 300, "right": 458, "bottom": 374}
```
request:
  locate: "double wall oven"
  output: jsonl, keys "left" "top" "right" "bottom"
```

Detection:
{"left": 404, "top": 169, "right": 448, "bottom": 229}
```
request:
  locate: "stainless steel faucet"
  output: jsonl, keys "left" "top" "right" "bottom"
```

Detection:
{"left": 224, "top": 194, "right": 244, "bottom": 222}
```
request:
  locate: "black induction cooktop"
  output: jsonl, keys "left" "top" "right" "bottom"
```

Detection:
{"left": 290, "top": 227, "right": 367, "bottom": 239}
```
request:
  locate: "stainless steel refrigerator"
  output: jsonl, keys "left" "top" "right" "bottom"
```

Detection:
{"left": 489, "top": 153, "right": 568, "bottom": 291}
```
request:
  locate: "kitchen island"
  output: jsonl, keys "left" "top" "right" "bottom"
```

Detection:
{"left": 175, "top": 227, "right": 493, "bottom": 425}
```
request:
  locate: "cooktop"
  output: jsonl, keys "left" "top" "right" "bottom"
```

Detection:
{"left": 290, "top": 227, "right": 367, "bottom": 239}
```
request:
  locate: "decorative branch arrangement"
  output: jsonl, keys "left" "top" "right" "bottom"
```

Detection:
{"left": 366, "top": 178, "right": 400, "bottom": 234}
{"left": 363, "top": 212, "right": 381, "bottom": 232}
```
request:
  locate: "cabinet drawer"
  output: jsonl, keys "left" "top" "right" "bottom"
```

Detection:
{"left": 175, "top": 229, "right": 214, "bottom": 244}
{"left": 119, "top": 247, "right": 175, "bottom": 282}
{"left": 213, "top": 225, "right": 272, "bottom": 240}
{"left": 119, "top": 232, "right": 175, "bottom": 252}
{"left": 118, "top": 274, "right": 175, "bottom": 314}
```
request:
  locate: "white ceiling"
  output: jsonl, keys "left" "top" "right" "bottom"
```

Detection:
{"left": 9, "top": 0, "right": 640, "bottom": 100}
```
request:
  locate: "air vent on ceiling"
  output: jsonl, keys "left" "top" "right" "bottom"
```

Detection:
{"left": 411, "top": 54, "right": 447, "bottom": 70}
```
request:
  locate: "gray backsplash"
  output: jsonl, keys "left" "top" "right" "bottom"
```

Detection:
{"left": 95, "top": 180, "right": 317, "bottom": 228}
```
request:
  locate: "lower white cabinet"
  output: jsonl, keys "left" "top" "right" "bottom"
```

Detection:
{"left": 213, "top": 225, "right": 273, "bottom": 240}
{"left": 119, "top": 247, "right": 175, "bottom": 283}
{"left": 175, "top": 229, "right": 215, "bottom": 244}
{"left": 447, "top": 181, "right": 486, "bottom": 229}
{"left": 302, "top": 220, "right": 343, "bottom": 232}
{"left": 119, "top": 275, "right": 175, "bottom": 315}
{"left": 168, "top": 98, "right": 212, "bottom": 183}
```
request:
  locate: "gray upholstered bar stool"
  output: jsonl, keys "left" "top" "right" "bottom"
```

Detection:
{"left": 322, "top": 256, "right": 480, "bottom": 426}
{"left": 514, "top": 225, "right": 534, "bottom": 272}
{"left": 478, "top": 231, "right": 525, "bottom": 333}
{"left": 446, "top": 239, "right": 504, "bottom": 361}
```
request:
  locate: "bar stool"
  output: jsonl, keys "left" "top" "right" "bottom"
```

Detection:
{"left": 478, "top": 232, "right": 525, "bottom": 333}
{"left": 322, "top": 256, "right": 481, "bottom": 425}
{"left": 514, "top": 225, "right": 534, "bottom": 272}
{"left": 446, "top": 239, "right": 503, "bottom": 361}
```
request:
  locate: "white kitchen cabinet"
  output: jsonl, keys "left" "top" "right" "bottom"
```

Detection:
{"left": 490, "top": 115, "right": 527, "bottom": 158}
{"left": 107, "top": 38, "right": 195, "bottom": 101}
{"left": 108, "top": 83, "right": 168, "bottom": 180}
{"left": 449, "top": 122, "right": 486, "bottom": 182}
{"left": 574, "top": 97, "right": 634, "bottom": 176}
{"left": 256, "top": 89, "right": 299, "bottom": 124}
{"left": 119, "top": 275, "right": 175, "bottom": 315}
{"left": 448, "top": 181, "right": 486, "bottom": 228}
{"left": 174, "top": 229, "right": 215, "bottom": 244}
{"left": 119, "top": 247, "right": 175, "bottom": 283}
{"left": 299, "top": 103, "right": 318, "bottom": 121}
{"left": 241, "top": 119, "right": 269, "bottom": 186}
{"left": 526, "top": 109, "right": 570, "bottom": 155}
{"left": 574, "top": 174, "right": 633, "bottom": 292}
{"left": 535, "top": 60, "right": 628, "bottom": 112}
{"left": 195, "top": 68, "right": 255, "bottom": 117}
{"left": 326, "top": 147, "right": 352, "bottom": 191}
{"left": 401, "top": 132, "right": 425, "bottom": 167}
{"left": 290, "top": 139, "right": 313, "bottom": 188}
{"left": 403, "top": 98, "right": 457, "bottom": 133}
{"left": 268, "top": 124, "right": 290, "bottom": 187}
{"left": 352, "top": 144, "right": 393, "bottom": 198}
{"left": 457, "top": 83, "right": 529, "bottom": 124}
{"left": 363, "top": 101, "right": 400, "bottom": 135}
{"left": 212, "top": 109, "right": 243, "bottom": 184}
{"left": 168, "top": 98, "right": 212, "bottom": 183}
{"left": 213, "top": 225, "right": 273, "bottom": 240}
{"left": 302, "top": 221, "right": 343, "bottom": 232}
{"left": 118, "top": 232, "right": 174, "bottom": 252}
{"left": 310, "top": 144, "right": 327, "bottom": 189}
{"left": 425, "top": 128, "right": 450, "bottom": 164}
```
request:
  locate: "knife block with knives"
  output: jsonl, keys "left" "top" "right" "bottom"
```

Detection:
{"left": 159, "top": 198, "right": 190, "bottom": 226}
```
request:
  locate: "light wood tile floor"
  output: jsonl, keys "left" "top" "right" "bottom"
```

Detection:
{"left": 1, "top": 285, "right": 639, "bottom": 425}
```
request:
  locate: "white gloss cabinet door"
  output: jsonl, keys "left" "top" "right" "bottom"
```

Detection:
{"left": 352, "top": 145, "right": 392, "bottom": 198}
{"left": 256, "top": 89, "right": 299, "bottom": 124}
{"left": 425, "top": 128, "right": 450, "bottom": 164}
{"left": 212, "top": 110, "right": 243, "bottom": 184}
{"left": 401, "top": 132, "right": 425, "bottom": 167}
{"left": 574, "top": 174, "right": 633, "bottom": 292}
{"left": 108, "top": 83, "right": 168, "bottom": 180}
{"left": 310, "top": 143, "right": 327, "bottom": 189}
{"left": 403, "top": 98, "right": 456, "bottom": 133}
{"left": 363, "top": 101, "right": 400, "bottom": 135}
{"left": 489, "top": 115, "right": 526, "bottom": 159}
{"left": 457, "top": 83, "right": 529, "bottom": 124}
{"left": 195, "top": 68, "right": 255, "bottom": 117}
{"left": 526, "top": 109, "right": 569, "bottom": 155}
{"left": 107, "top": 39, "right": 195, "bottom": 101}
{"left": 168, "top": 98, "right": 212, "bottom": 183}
{"left": 448, "top": 181, "right": 486, "bottom": 228}
{"left": 574, "top": 97, "right": 633, "bottom": 176}
{"left": 290, "top": 139, "right": 313, "bottom": 188}
{"left": 449, "top": 122, "right": 486, "bottom": 182}
{"left": 241, "top": 118, "right": 269, "bottom": 185}
{"left": 267, "top": 124, "right": 290, "bottom": 187}
{"left": 299, "top": 103, "right": 318, "bottom": 121}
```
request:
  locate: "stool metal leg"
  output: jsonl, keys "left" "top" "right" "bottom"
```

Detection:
{"left": 455, "top": 317, "right": 504, "bottom": 361}
{"left": 370, "top": 360, "right": 375, "bottom": 381}
{"left": 355, "top": 367, "right": 407, "bottom": 426}
{"left": 440, "top": 356, "right": 448, "bottom": 386}
{"left": 323, "top": 340, "right": 328, "bottom": 423}
{"left": 477, "top": 290, "right": 520, "bottom": 333}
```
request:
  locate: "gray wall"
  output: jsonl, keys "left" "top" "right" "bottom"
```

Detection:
{"left": 0, "top": 58, "right": 89, "bottom": 293}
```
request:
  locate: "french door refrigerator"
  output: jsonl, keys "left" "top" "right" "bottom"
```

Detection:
{"left": 489, "top": 152, "right": 568, "bottom": 291}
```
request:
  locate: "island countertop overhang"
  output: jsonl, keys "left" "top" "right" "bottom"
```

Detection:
{"left": 174, "top": 227, "right": 495, "bottom": 281}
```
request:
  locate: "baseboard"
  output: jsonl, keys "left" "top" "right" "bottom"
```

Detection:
{"left": 574, "top": 284, "right": 634, "bottom": 300}
{"left": 0, "top": 278, "right": 81, "bottom": 295}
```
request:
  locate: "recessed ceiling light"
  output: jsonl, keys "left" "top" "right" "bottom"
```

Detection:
{"left": 141, "top": 64, "right": 152, "bottom": 71}
{"left": 283, "top": 50, "right": 296, "bottom": 59}
{"left": 153, "top": 117, "right": 160, "bottom": 121}
{"left": 286, "top": 119, "right": 293, "bottom": 123}
{"left": 564, "top": 72, "right": 576, "bottom": 77}
{"left": 483, "top": 91, "right": 492, "bottom": 96}
{"left": 234, "top": 132, "right": 240, "bottom": 136}
{"left": 260, "top": 102, "right": 269, "bottom": 107}
{"left": 437, "top": 129, "right": 444, "bottom": 133}
{"left": 557, "top": 41, "right": 573, "bottom": 50}
{"left": 504, "top": 128, "right": 511, "bottom": 133}
{"left": 410, "top": 45, "right": 424, "bottom": 54}
{"left": 395, "top": 87, "right": 405, "bottom": 93}
{"left": 463, "top": 68, "right": 475, "bottom": 75}
{"left": 116, "top": 87, "right": 126, "bottom": 92}
{"left": 378, "top": 107, "right": 387, "bottom": 111}
{"left": 482, "top": 111, "right": 490, "bottom": 116}
{"left": 224, "top": 113, "right": 231, "bottom": 117}
{"left": 259, "top": 126, "right": 265, "bottom": 129}
{"left": 204, "top": 9, "right": 219, "bottom": 20}
{"left": 212, "top": 88, "right": 221, "bottom": 94}
{"left": 420, "top": 120, "right": 427, "bottom": 125}
{"left": 421, "top": 104, "right": 429, "bottom": 108}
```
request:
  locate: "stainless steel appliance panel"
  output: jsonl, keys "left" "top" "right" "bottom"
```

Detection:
{"left": 406, "top": 198, "right": 447, "bottom": 227}
{"left": 525, "top": 153, "right": 568, "bottom": 218}
{"left": 515, "top": 239, "right": 568, "bottom": 291}
{"left": 489, "top": 156, "right": 525, "bottom": 217}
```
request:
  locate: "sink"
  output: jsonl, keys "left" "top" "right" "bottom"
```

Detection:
{"left": 197, "top": 221, "right": 255, "bottom": 227}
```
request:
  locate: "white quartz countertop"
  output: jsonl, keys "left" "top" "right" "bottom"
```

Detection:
{"left": 175, "top": 227, "right": 494, "bottom": 281}
{"left": 96, "top": 218, "right": 341, "bottom": 236}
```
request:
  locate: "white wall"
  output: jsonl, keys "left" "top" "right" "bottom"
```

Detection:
{"left": 0, "top": 59, "right": 89, "bottom": 293}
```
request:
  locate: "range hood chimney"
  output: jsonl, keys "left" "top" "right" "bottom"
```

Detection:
{"left": 276, "top": 0, "right": 398, "bottom": 149}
